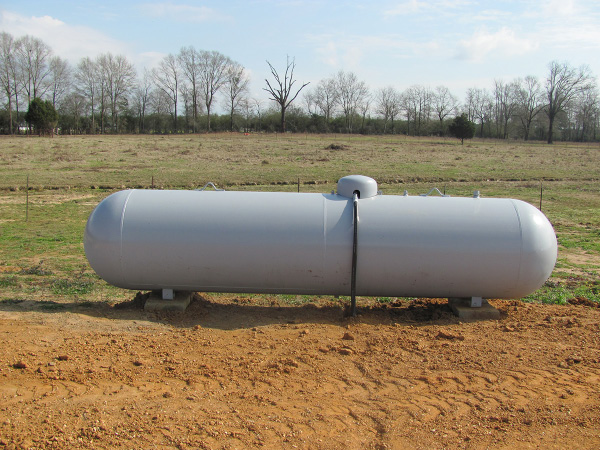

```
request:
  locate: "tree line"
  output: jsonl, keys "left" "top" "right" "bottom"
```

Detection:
{"left": 0, "top": 31, "right": 598, "bottom": 143}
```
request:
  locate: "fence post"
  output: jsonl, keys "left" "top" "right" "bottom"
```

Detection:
{"left": 26, "top": 175, "right": 29, "bottom": 222}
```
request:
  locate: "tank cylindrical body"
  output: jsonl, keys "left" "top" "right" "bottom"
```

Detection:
{"left": 84, "top": 181, "right": 557, "bottom": 299}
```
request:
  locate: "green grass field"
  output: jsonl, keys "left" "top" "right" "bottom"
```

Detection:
{"left": 1, "top": 133, "right": 598, "bottom": 306}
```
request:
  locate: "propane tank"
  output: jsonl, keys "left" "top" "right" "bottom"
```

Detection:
{"left": 84, "top": 175, "right": 557, "bottom": 299}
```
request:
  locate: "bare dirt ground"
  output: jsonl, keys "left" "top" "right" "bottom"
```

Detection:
{"left": 0, "top": 296, "right": 599, "bottom": 450}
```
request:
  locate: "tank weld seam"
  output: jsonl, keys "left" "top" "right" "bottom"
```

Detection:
{"left": 509, "top": 199, "right": 524, "bottom": 293}
{"left": 119, "top": 190, "right": 134, "bottom": 288}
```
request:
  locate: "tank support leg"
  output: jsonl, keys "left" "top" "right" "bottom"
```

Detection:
{"left": 470, "top": 296, "right": 482, "bottom": 307}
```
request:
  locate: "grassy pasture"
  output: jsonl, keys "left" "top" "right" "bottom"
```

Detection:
{"left": 0, "top": 133, "right": 598, "bottom": 306}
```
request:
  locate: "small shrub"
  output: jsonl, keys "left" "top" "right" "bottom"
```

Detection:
{"left": 325, "top": 143, "right": 348, "bottom": 150}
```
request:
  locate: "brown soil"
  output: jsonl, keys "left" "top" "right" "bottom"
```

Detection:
{"left": 0, "top": 296, "right": 599, "bottom": 449}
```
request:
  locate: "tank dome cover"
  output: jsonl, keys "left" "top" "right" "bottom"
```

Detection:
{"left": 337, "top": 175, "right": 378, "bottom": 198}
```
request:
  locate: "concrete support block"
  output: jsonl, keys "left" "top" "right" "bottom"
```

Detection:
{"left": 144, "top": 291, "right": 192, "bottom": 312}
{"left": 448, "top": 297, "right": 500, "bottom": 320}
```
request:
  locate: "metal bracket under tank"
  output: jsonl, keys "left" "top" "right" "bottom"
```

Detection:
{"left": 196, "top": 182, "right": 224, "bottom": 191}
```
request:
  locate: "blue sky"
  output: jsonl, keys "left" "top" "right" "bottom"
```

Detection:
{"left": 1, "top": 0, "right": 599, "bottom": 105}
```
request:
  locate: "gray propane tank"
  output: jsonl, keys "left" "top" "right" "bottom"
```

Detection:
{"left": 84, "top": 175, "right": 557, "bottom": 299}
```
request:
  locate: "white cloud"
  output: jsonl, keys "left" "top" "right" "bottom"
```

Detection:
{"left": 0, "top": 9, "right": 132, "bottom": 64}
{"left": 140, "top": 2, "right": 231, "bottom": 23}
{"left": 309, "top": 33, "right": 443, "bottom": 72}
{"left": 384, "top": 0, "right": 430, "bottom": 16}
{"left": 455, "top": 27, "right": 538, "bottom": 62}
{"left": 315, "top": 40, "right": 339, "bottom": 67}
{"left": 138, "top": 52, "right": 169, "bottom": 71}
{"left": 541, "top": 0, "right": 579, "bottom": 17}
{"left": 384, "top": 0, "right": 473, "bottom": 17}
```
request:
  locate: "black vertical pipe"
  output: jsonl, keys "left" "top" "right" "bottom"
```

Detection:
{"left": 350, "top": 191, "right": 359, "bottom": 316}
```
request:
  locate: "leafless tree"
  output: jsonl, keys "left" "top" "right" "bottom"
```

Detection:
{"left": 514, "top": 76, "right": 544, "bottom": 140}
{"left": 15, "top": 35, "right": 52, "bottom": 105}
{"left": 545, "top": 61, "right": 595, "bottom": 144}
{"left": 48, "top": 56, "right": 71, "bottom": 108}
{"left": 466, "top": 87, "right": 493, "bottom": 137}
{"left": 75, "top": 57, "right": 99, "bottom": 133}
{"left": 432, "top": 85, "right": 458, "bottom": 136}
{"left": 402, "top": 85, "right": 435, "bottom": 136}
{"left": 131, "top": 69, "right": 153, "bottom": 133}
{"left": 313, "top": 77, "right": 338, "bottom": 123}
{"left": 152, "top": 53, "right": 180, "bottom": 131}
{"left": 59, "top": 92, "right": 86, "bottom": 134}
{"left": 0, "top": 32, "right": 20, "bottom": 133}
{"left": 359, "top": 94, "right": 371, "bottom": 132}
{"left": 239, "top": 98, "right": 254, "bottom": 132}
{"left": 375, "top": 86, "right": 401, "bottom": 133}
{"left": 224, "top": 61, "right": 249, "bottom": 131}
{"left": 98, "top": 53, "right": 136, "bottom": 133}
{"left": 333, "top": 70, "right": 368, "bottom": 133}
{"left": 253, "top": 98, "right": 265, "bottom": 131}
{"left": 178, "top": 46, "right": 203, "bottom": 132}
{"left": 400, "top": 88, "right": 414, "bottom": 135}
{"left": 463, "top": 88, "right": 476, "bottom": 123}
{"left": 303, "top": 89, "right": 317, "bottom": 116}
{"left": 401, "top": 85, "right": 428, "bottom": 136}
{"left": 150, "top": 88, "right": 172, "bottom": 133}
{"left": 95, "top": 54, "right": 110, "bottom": 133}
{"left": 264, "top": 56, "right": 309, "bottom": 133}
{"left": 492, "top": 79, "right": 520, "bottom": 139}
{"left": 573, "top": 86, "right": 599, "bottom": 141}
{"left": 199, "top": 50, "right": 231, "bottom": 132}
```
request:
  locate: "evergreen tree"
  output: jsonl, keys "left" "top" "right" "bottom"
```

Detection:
{"left": 25, "top": 98, "right": 58, "bottom": 136}
{"left": 448, "top": 113, "right": 476, "bottom": 144}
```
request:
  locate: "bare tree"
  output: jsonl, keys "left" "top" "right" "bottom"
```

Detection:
{"left": 224, "top": 61, "right": 249, "bottom": 131}
{"left": 75, "top": 57, "right": 99, "bottom": 133}
{"left": 573, "top": 86, "right": 599, "bottom": 141}
{"left": 303, "top": 89, "right": 317, "bottom": 116}
{"left": 264, "top": 56, "right": 309, "bottom": 133}
{"left": 333, "top": 70, "right": 368, "bottom": 133}
{"left": 149, "top": 88, "right": 171, "bottom": 133}
{"left": 545, "top": 61, "right": 595, "bottom": 144}
{"left": 253, "top": 98, "right": 265, "bottom": 131}
{"left": 131, "top": 69, "right": 153, "bottom": 133}
{"left": 514, "top": 76, "right": 544, "bottom": 140}
{"left": 0, "top": 32, "right": 20, "bottom": 133}
{"left": 375, "top": 86, "right": 401, "bottom": 133}
{"left": 463, "top": 88, "right": 476, "bottom": 122}
{"left": 59, "top": 92, "right": 86, "bottom": 134}
{"left": 48, "top": 56, "right": 71, "bottom": 108}
{"left": 466, "top": 87, "right": 493, "bottom": 137}
{"left": 493, "top": 79, "right": 520, "bottom": 139}
{"left": 16, "top": 35, "right": 52, "bottom": 104}
{"left": 98, "top": 53, "right": 136, "bottom": 133}
{"left": 95, "top": 54, "right": 110, "bottom": 133}
{"left": 152, "top": 53, "right": 180, "bottom": 132}
{"left": 199, "top": 50, "right": 231, "bottom": 132}
{"left": 432, "top": 85, "right": 458, "bottom": 136}
{"left": 178, "top": 46, "right": 203, "bottom": 132}
{"left": 359, "top": 94, "right": 371, "bottom": 133}
{"left": 401, "top": 85, "right": 433, "bottom": 136}
{"left": 400, "top": 87, "right": 416, "bottom": 135}
{"left": 313, "top": 77, "right": 338, "bottom": 124}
